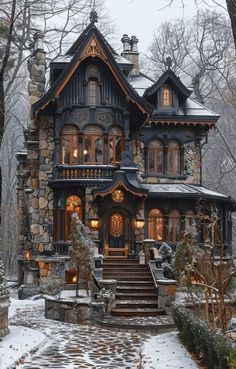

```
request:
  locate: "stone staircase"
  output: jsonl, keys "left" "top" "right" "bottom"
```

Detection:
{"left": 102, "top": 257, "right": 166, "bottom": 317}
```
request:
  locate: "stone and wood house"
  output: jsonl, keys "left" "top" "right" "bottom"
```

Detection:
{"left": 17, "top": 12, "right": 235, "bottom": 295}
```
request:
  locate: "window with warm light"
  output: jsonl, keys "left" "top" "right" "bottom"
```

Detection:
{"left": 108, "top": 127, "right": 123, "bottom": 164}
{"left": 147, "top": 140, "right": 164, "bottom": 175}
{"left": 162, "top": 86, "right": 172, "bottom": 107}
{"left": 167, "top": 140, "right": 180, "bottom": 175}
{"left": 65, "top": 195, "right": 82, "bottom": 239}
{"left": 61, "top": 125, "right": 78, "bottom": 165}
{"left": 168, "top": 209, "right": 181, "bottom": 242}
{"left": 83, "top": 125, "right": 104, "bottom": 164}
{"left": 148, "top": 209, "right": 164, "bottom": 241}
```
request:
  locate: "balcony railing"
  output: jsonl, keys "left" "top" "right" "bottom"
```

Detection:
{"left": 56, "top": 165, "right": 116, "bottom": 180}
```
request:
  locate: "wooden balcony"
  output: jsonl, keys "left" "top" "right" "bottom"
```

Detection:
{"left": 56, "top": 165, "right": 116, "bottom": 180}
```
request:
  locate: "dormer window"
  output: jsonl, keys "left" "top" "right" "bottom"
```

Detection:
{"left": 162, "top": 86, "right": 172, "bottom": 107}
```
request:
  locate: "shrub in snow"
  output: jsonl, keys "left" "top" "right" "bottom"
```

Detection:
{"left": 69, "top": 214, "right": 95, "bottom": 297}
{"left": 172, "top": 304, "right": 236, "bottom": 369}
{"left": 159, "top": 242, "right": 173, "bottom": 264}
{"left": 0, "top": 258, "right": 9, "bottom": 300}
{"left": 39, "top": 276, "right": 65, "bottom": 298}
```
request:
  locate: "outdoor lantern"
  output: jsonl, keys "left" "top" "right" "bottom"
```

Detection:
{"left": 135, "top": 216, "right": 145, "bottom": 229}
{"left": 23, "top": 249, "right": 32, "bottom": 261}
{"left": 89, "top": 217, "right": 99, "bottom": 230}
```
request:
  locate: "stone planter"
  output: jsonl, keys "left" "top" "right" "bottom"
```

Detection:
{"left": 157, "top": 280, "right": 177, "bottom": 312}
{"left": 45, "top": 297, "right": 90, "bottom": 324}
{"left": 0, "top": 298, "right": 10, "bottom": 338}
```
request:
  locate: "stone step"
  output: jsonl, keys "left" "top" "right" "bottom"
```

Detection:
{"left": 104, "top": 258, "right": 138, "bottom": 262}
{"left": 111, "top": 308, "right": 166, "bottom": 317}
{"left": 103, "top": 275, "right": 153, "bottom": 281}
{"left": 117, "top": 280, "right": 154, "bottom": 286}
{"left": 103, "top": 266, "right": 149, "bottom": 271}
{"left": 116, "top": 286, "right": 156, "bottom": 294}
{"left": 115, "top": 300, "right": 159, "bottom": 309}
{"left": 103, "top": 271, "right": 151, "bottom": 277}
{"left": 116, "top": 292, "right": 157, "bottom": 300}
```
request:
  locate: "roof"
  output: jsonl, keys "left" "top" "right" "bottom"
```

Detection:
{"left": 143, "top": 69, "right": 192, "bottom": 102}
{"left": 32, "top": 24, "right": 152, "bottom": 117}
{"left": 128, "top": 73, "right": 154, "bottom": 97}
{"left": 141, "top": 183, "right": 234, "bottom": 204}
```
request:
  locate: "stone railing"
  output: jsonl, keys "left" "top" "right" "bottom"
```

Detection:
{"left": 56, "top": 165, "right": 115, "bottom": 180}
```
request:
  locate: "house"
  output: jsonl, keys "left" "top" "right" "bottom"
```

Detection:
{"left": 17, "top": 11, "right": 235, "bottom": 294}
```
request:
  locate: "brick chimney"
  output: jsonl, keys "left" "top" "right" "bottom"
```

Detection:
{"left": 121, "top": 34, "right": 140, "bottom": 76}
{"left": 28, "top": 31, "right": 46, "bottom": 106}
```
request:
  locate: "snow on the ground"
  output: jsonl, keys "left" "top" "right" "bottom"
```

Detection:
{"left": 140, "top": 332, "right": 200, "bottom": 369}
{"left": 9, "top": 297, "right": 45, "bottom": 318}
{"left": 0, "top": 325, "right": 46, "bottom": 369}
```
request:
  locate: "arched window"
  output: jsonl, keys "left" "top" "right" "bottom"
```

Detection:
{"left": 167, "top": 140, "right": 180, "bottom": 175}
{"left": 83, "top": 125, "right": 104, "bottom": 164}
{"left": 61, "top": 125, "right": 78, "bottom": 165}
{"left": 108, "top": 127, "right": 123, "bottom": 164}
{"left": 148, "top": 209, "right": 164, "bottom": 241}
{"left": 65, "top": 195, "right": 82, "bottom": 240}
{"left": 185, "top": 210, "right": 196, "bottom": 236}
{"left": 168, "top": 209, "right": 181, "bottom": 242}
{"left": 86, "top": 80, "right": 100, "bottom": 105}
{"left": 147, "top": 140, "right": 164, "bottom": 175}
{"left": 163, "top": 86, "right": 172, "bottom": 107}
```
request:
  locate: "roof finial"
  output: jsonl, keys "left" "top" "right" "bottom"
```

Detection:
{"left": 90, "top": 0, "right": 98, "bottom": 24}
{"left": 165, "top": 56, "right": 172, "bottom": 70}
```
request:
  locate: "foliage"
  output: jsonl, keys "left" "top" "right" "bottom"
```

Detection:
{"left": 0, "top": 257, "right": 9, "bottom": 299}
{"left": 159, "top": 242, "right": 173, "bottom": 263}
{"left": 69, "top": 214, "right": 95, "bottom": 297}
{"left": 172, "top": 304, "right": 235, "bottom": 369}
{"left": 39, "top": 276, "right": 65, "bottom": 298}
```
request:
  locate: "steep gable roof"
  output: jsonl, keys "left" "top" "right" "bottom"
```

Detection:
{"left": 143, "top": 69, "right": 192, "bottom": 102}
{"left": 32, "top": 24, "right": 152, "bottom": 117}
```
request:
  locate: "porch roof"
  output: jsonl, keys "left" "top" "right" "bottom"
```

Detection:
{"left": 141, "top": 183, "right": 235, "bottom": 206}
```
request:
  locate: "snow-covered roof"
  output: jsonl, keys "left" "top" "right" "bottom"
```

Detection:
{"left": 141, "top": 183, "right": 229, "bottom": 200}
{"left": 128, "top": 73, "right": 154, "bottom": 96}
{"left": 52, "top": 55, "right": 73, "bottom": 63}
{"left": 178, "top": 97, "right": 219, "bottom": 118}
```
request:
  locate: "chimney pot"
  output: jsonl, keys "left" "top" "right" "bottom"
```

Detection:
{"left": 33, "top": 31, "right": 45, "bottom": 52}
{"left": 121, "top": 34, "right": 131, "bottom": 52}
{"left": 130, "top": 35, "right": 139, "bottom": 52}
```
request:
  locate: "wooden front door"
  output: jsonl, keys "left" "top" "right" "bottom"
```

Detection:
{"left": 104, "top": 212, "right": 129, "bottom": 256}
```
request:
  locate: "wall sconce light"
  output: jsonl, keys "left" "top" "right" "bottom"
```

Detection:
{"left": 135, "top": 216, "right": 145, "bottom": 229}
{"left": 89, "top": 217, "right": 99, "bottom": 230}
{"left": 23, "top": 249, "right": 32, "bottom": 261}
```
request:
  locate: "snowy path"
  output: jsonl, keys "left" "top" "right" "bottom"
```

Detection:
{"left": 9, "top": 300, "right": 150, "bottom": 369}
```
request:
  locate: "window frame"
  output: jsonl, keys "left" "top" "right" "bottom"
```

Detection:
{"left": 148, "top": 208, "right": 164, "bottom": 242}
{"left": 168, "top": 209, "right": 181, "bottom": 243}
{"left": 83, "top": 125, "right": 104, "bottom": 164}
{"left": 147, "top": 139, "right": 164, "bottom": 176}
{"left": 167, "top": 140, "right": 181, "bottom": 176}
{"left": 61, "top": 125, "right": 79, "bottom": 165}
{"left": 108, "top": 127, "right": 124, "bottom": 165}
{"left": 162, "top": 86, "right": 172, "bottom": 107}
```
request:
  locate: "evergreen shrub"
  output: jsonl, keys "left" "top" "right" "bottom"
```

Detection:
{"left": 172, "top": 304, "right": 236, "bottom": 369}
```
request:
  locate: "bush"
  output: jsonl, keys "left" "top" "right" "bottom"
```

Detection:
{"left": 172, "top": 305, "right": 236, "bottom": 369}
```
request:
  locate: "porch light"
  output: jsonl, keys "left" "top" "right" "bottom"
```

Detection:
{"left": 23, "top": 249, "right": 32, "bottom": 261}
{"left": 135, "top": 216, "right": 145, "bottom": 229}
{"left": 89, "top": 216, "right": 99, "bottom": 230}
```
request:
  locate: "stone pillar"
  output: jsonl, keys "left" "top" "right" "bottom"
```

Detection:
{"left": 143, "top": 239, "right": 155, "bottom": 263}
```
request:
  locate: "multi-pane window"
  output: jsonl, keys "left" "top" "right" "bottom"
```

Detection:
{"left": 108, "top": 127, "right": 123, "bottom": 164}
{"left": 87, "top": 80, "right": 99, "bottom": 105}
{"left": 163, "top": 86, "right": 172, "bottom": 107}
{"left": 65, "top": 195, "right": 82, "bottom": 240}
{"left": 147, "top": 140, "right": 164, "bottom": 175}
{"left": 61, "top": 125, "right": 78, "bottom": 165}
{"left": 168, "top": 209, "right": 181, "bottom": 242}
{"left": 83, "top": 125, "right": 104, "bottom": 164}
{"left": 148, "top": 209, "right": 164, "bottom": 241}
{"left": 167, "top": 140, "right": 180, "bottom": 175}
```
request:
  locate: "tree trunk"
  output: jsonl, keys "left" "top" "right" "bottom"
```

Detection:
{"left": 226, "top": 0, "right": 236, "bottom": 49}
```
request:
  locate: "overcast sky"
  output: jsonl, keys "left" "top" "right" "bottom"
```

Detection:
{"left": 105, "top": 0, "right": 227, "bottom": 54}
